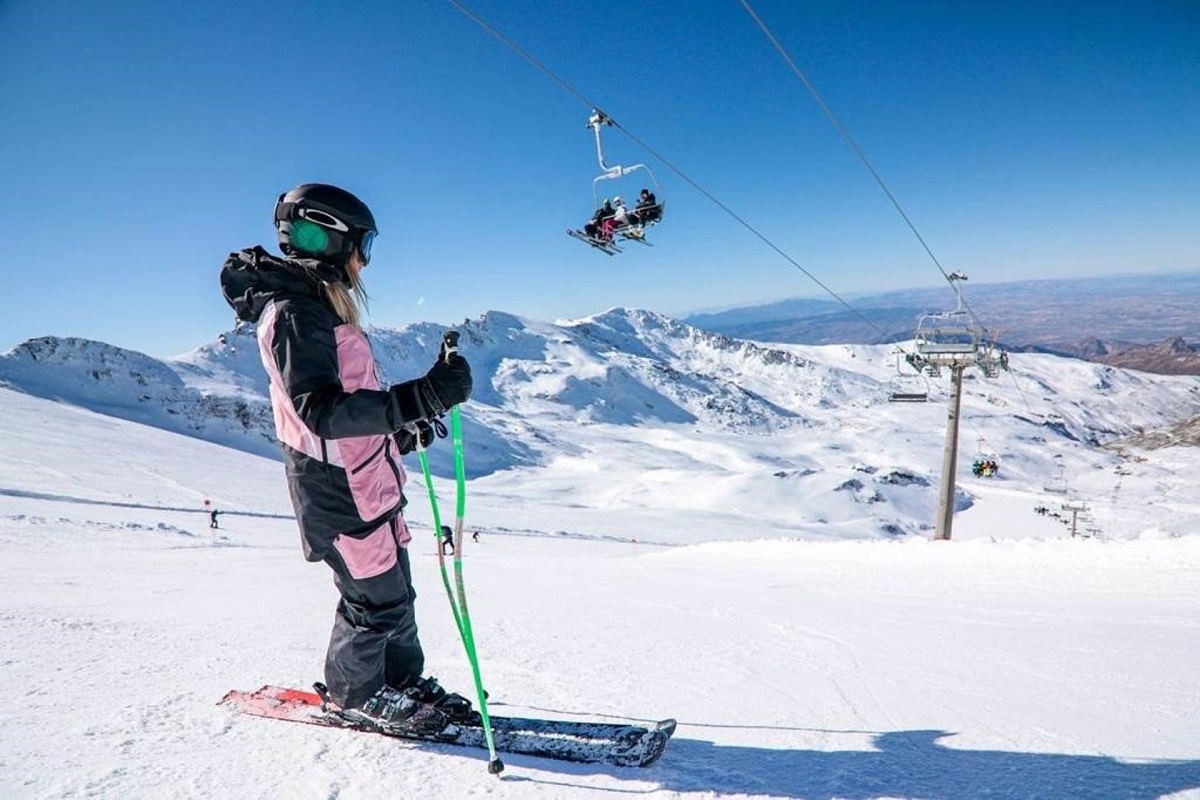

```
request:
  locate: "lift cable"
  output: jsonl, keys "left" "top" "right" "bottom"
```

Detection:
{"left": 738, "top": 0, "right": 1057, "bottom": 444}
{"left": 738, "top": 0, "right": 994, "bottom": 341}
{"left": 444, "top": 0, "right": 895, "bottom": 342}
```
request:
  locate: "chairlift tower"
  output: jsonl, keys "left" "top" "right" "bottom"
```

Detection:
{"left": 1062, "top": 499, "right": 1091, "bottom": 538}
{"left": 904, "top": 273, "right": 1008, "bottom": 541}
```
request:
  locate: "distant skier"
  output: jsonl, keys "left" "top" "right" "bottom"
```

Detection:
{"left": 441, "top": 525, "right": 455, "bottom": 556}
{"left": 219, "top": 182, "right": 474, "bottom": 734}
{"left": 209, "top": 509, "right": 221, "bottom": 529}
{"left": 472, "top": 530, "right": 480, "bottom": 544}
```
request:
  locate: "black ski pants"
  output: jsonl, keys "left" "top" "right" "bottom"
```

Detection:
{"left": 322, "top": 526, "right": 425, "bottom": 710}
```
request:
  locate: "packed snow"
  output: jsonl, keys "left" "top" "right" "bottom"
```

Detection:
{"left": 2, "top": 312, "right": 1199, "bottom": 798}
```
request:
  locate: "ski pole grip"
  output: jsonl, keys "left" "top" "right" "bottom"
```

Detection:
{"left": 442, "top": 331, "right": 460, "bottom": 364}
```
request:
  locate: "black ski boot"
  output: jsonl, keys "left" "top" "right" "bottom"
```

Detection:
{"left": 402, "top": 676, "right": 478, "bottom": 724}
{"left": 341, "top": 684, "right": 452, "bottom": 736}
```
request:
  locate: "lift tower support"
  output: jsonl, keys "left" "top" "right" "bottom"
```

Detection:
{"left": 905, "top": 273, "right": 1009, "bottom": 540}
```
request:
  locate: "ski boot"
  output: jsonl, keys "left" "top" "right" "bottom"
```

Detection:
{"left": 401, "top": 676, "right": 479, "bottom": 724}
{"left": 333, "top": 684, "right": 452, "bottom": 737}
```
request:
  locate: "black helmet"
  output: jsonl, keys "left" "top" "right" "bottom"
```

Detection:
{"left": 274, "top": 183, "right": 378, "bottom": 269}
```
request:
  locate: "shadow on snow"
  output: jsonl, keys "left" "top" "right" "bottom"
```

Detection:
{"left": 496, "top": 729, "right": 1200, "bottom": 800}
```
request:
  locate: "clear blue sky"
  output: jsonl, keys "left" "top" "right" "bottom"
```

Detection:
{"left": 2, "top": 0, "right": 1197, "bottom": 357}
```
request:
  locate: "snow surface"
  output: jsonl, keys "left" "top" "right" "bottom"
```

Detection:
{"left": 2, "top": 316, "right": 1200, "bottom": 798}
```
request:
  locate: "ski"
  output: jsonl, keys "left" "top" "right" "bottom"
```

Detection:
{"left": 619, "top": 228, "right": 653, "bottom": 246}
{"left": 219, "top": 685, "right": 674, "bottom": 768}
{"left": 566, "top": 228, "right": 620, "bottom": 255}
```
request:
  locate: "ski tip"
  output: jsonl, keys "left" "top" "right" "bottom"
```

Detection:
{"left": 488, "top": 757, "right": 505, "bottom": 775}
{"left": 657, "top": 718, "right": 678, "bottom": 736}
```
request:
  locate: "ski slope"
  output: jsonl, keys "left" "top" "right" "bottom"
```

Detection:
{"left": 1, "top": 385, "right": 1198, "bottom": 799}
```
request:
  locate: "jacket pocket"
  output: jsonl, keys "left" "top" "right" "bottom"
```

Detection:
{"left": 332, "top": 521, "right": 397, "bottom": 580}
{"left": 349, "top": 440, "right": 387, "bottom": 475}
{"left": 339, "top": 435, "right": 403, "bottom": 521}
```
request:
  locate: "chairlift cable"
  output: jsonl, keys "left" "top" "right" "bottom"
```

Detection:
{"left": 603, "top": 122, "right": 890, "bottom": 337}
{"left": 1004, "top": 366, "right": 1039, "bottom": 417}
{"left": 443, "top": 0, "right": 897, "bottom": 344}
{"left": 738, "top": 0, "right": 994, "bottom": 340}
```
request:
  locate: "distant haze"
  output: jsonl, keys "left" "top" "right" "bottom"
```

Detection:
{"left": 684, "top": 271, "right": 1200, "bottom": 353}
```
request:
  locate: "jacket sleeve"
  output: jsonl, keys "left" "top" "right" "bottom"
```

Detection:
{"left": 269, "top": 301, "right": 437, "bottom": 439}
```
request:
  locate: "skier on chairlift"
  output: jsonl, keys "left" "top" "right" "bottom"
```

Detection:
{"left": 583, "top": 198, "right": 615, "bottom": 240}
{"left": 603, "top": 196, "right": 632, "bottom": 238}
{"left": 635, "top": 188, "right": 661, "bottom": 225}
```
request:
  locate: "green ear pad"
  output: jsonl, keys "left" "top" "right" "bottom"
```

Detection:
{"left": 291, "top": 218, "right": 330, "bottom": 253}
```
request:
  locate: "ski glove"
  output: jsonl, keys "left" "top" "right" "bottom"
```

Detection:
{"left": 422, "top": 352, "right": 473, "bottom": 413}
{"left": 394, "top": 418, "right": 448, "bottom": 455}
{"left": 386, "top": 355, "right": 472, "bottom": 427}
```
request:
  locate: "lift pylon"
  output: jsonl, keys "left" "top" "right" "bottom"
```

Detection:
{"left": 905, "top": 273, "right": 1009, "bottom": 540}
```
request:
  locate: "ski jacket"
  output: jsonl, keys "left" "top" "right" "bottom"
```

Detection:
{"left": 592, "top": 203, "right": 614, "bottom": 223}
{"left": 219, "top": 246, "right": 412, "bottom": 575}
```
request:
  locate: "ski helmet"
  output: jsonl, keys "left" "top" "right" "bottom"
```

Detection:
{"left": 274, "top": 183, "right": 378, "bottom": 270}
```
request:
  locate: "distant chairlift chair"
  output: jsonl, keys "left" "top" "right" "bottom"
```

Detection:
{"left": 888, "top": 351, "right": 930, "bottom": 403}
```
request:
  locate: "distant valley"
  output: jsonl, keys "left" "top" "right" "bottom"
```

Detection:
{"left": 684, "top": 271, "right": 1200, "bottom": 375}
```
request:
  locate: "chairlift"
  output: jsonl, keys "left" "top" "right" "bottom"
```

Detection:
{"left": 566, "top": 110, "right": 665, "bottom": 255}
{"left": 971, "top": 436, "right": 1000, "bottom": 478}
{"left": 887, "top": 351, "right": 929, "bottom": 403}
{"left": 914, "top": 272, "right": 985, "bottom": 356}
{"left": 1043, "top": 464, "right": 1069, "bottom": 494}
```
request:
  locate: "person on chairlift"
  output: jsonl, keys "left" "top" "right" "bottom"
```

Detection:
{"left": 584, "top": 198, "right": 615, "bottom": 240}
{"left": 635, "top": 188, "right": 660, "bottom": 224}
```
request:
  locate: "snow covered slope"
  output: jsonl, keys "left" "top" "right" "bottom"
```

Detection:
{"left": 0, "top": 384, "right": 1197, "bottom": 799}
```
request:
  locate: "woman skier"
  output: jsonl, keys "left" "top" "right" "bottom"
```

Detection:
{"left": 219, "top": 183, "right": 473, "bottom": 733}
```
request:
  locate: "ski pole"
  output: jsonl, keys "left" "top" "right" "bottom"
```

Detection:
{"left": 417, "top": 448, "right": 466, "bottom": 641}
{"left": 417, "top": 331, "right": 503, "bottom": 775}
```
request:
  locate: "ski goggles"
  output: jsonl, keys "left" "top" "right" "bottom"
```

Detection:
{"left": 358, "top": 229, "right": 376, "bottom": 265}
{"left": 285, "top": 203, "right": 377, "bottom": 265}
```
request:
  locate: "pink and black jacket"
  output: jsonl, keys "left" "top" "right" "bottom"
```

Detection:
{"left": 220, "top": 247, "right": 437, "bottom": 577}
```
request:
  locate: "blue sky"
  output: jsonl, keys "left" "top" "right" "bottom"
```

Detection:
{"left": 2, "top": 0, "right": 1197, "bottom": 357}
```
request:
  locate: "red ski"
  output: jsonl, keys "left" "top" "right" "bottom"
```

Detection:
{"left": 220, "top": 685, "right": 675, "bottom": 767}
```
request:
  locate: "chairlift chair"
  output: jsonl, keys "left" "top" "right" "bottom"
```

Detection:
{"left": 914, "top": 273, "right": 985, "bottom": 356}
{"left": 914, "top": 311, "right": 983, "bottom": 356}
{"left": 887, "top": 351, "right": 929, "bottom": 403}
{"left": 1043, "top": 464, "right": 1069, "bottom": 494}
{"left": 971, "top": 437, "right": 1000, "bottom": 477}
{"left": 568, "top": 110, "right": 665, "bottom": 253}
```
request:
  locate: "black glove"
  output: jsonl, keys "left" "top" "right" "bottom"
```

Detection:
{"left": 387, "top": 346, "right": 473, "bottom": 426}
{"left": 421, "top": 352, "right": 472, "bottom": 414}
{"left": 394, "top": 418, "right": 448, "bottom": 455}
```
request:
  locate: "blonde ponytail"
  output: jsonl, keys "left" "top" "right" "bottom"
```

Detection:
{"left": 323, "top": 271, "right": 369, "bottom": 329}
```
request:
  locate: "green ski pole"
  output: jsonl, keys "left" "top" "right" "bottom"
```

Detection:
{"left": 417, "top": 331, "right": 503, "bottom": 775}
{"left": 418, "top": 448, "right": 465, "bottom": 640}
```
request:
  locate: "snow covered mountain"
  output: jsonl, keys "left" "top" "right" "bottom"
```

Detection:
{"left": 0, "top": 334, "right": 278, "bottom": 458}
{"left": 2, "top": 307, "right": 1198, "bottom": 542}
